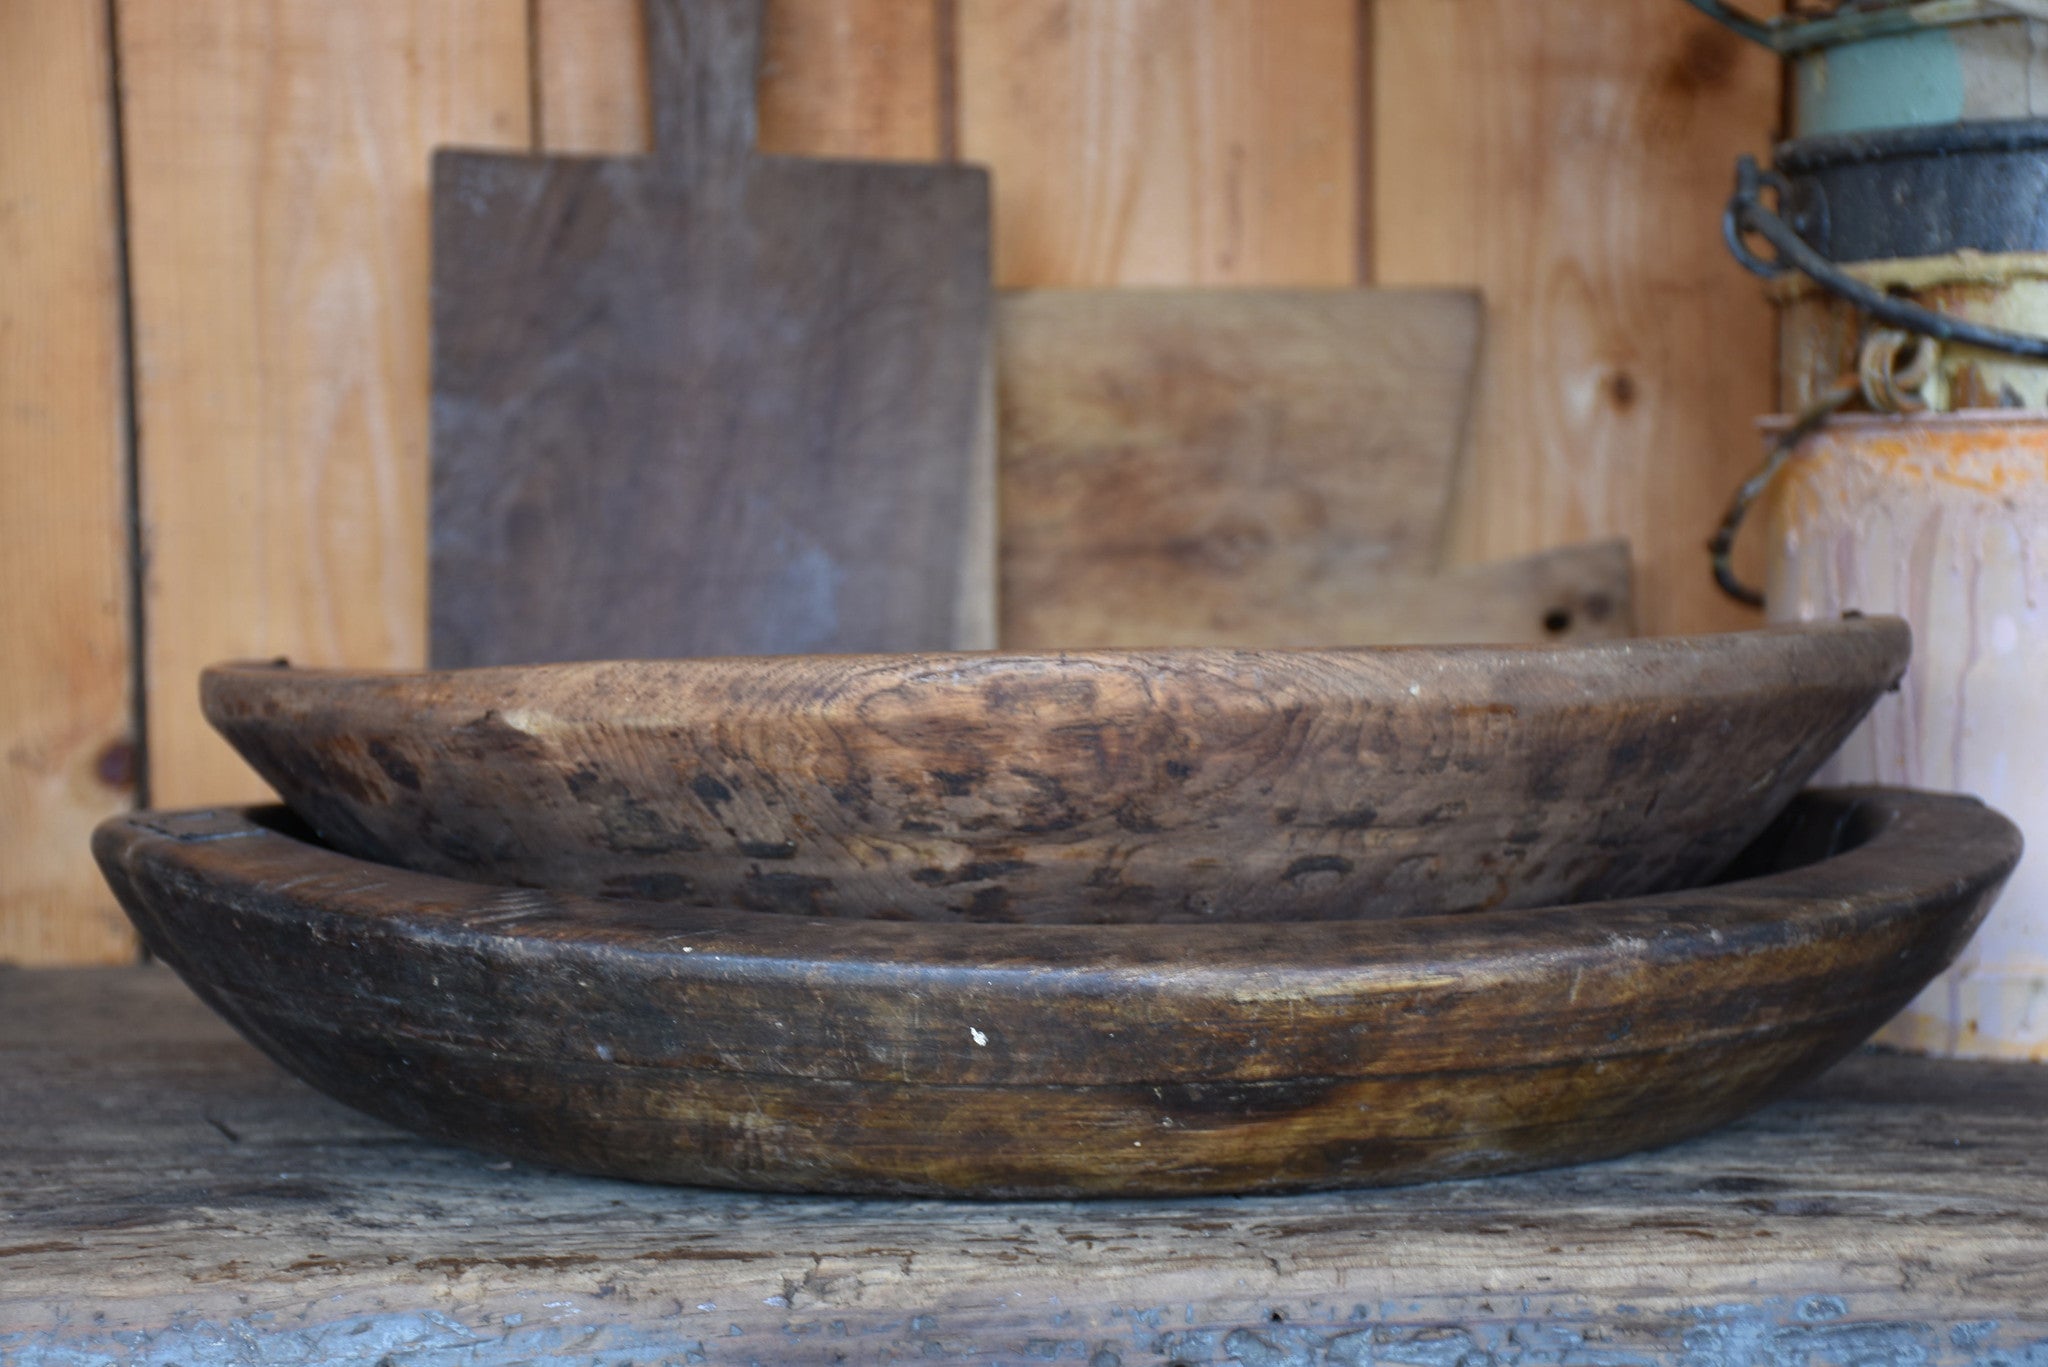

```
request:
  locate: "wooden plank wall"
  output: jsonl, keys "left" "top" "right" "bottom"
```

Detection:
{"left": 0, "top": 0, "right": 1781, "bottom": 964}
{"left": 0, "top": 2, "right": 137, "bottom": 964}
{"left": 1374, "top": 1, "right": 1780, "bottom": 635}
{"left": 120, "top": 1, "right": 530, "bottom": 812}
{"left": 956, "top": 1, "right": 1360, "bottom": 286}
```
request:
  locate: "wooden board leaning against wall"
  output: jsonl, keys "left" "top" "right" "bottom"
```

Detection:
{"left": 432, "top": 0, "right": 996, "bottom": 667}
{"left": 1, "top": 0, "right": 1781, "bottom": 963}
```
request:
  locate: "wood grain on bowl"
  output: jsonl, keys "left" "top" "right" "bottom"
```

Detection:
{"left": 203, "top": 619, "right": 1910, "bottom": 924}
{"left": 91, "top": 789, "right": 2019, "bottom": 1197}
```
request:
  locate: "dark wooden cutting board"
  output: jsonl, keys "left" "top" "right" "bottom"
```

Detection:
{"left": 430, "top": 0, "right": 993, "bottom": 667}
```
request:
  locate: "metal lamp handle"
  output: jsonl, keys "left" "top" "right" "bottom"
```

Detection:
{"left": 1685, "top": 0, "right": 2048, "bottom": 54}
{"left": 1724, "top": 155, "right": 2048, "bottom": 360}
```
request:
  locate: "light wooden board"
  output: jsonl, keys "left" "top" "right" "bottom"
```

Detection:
{"left": 430, "top": 0, "right": 992, "bottom": 667}
{"left": 1007, "top": 541, "right": 1636, "bottom": 649}
{"left": 6, "top": 966, "right": 2048, "bottom": 1361}
{"left": 119, "top": 0, "right": 531, "bottom": 808}
{"left": 0, "top": 1, "right": 137, "bottom": 965}
{"left": 956, "top": 0, "right": 1361, "bottom": 287}
{"left": 997, "top": 287, "right": 1480, "bottom": 646}
{"left": 1372, "top": 0, "right": 1781, "bottom": 636}
{"left": 1364, "top": 541, "right": 1635, "bottom": 646}
{"left": 534, "top": 0, "right": 941, "bottom": 159}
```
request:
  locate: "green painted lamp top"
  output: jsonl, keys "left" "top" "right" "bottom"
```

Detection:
{"left": 1684, "top": 0, "right": 2048, "bottom": 137}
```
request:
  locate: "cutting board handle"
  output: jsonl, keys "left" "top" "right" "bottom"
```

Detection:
{"left": 645, "top": 0, "right": 762, "bottom": 175}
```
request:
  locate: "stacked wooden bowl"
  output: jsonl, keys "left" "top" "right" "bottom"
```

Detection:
{"left": 94, "top": 617, "right": 2023, "bottom": 1197}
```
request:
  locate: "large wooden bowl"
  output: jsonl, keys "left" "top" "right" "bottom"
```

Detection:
{"left": 203, "top": 619, "right": 1909, "bottom": 923}
{"left": 93, "top": 789, "right": 2018, "bottom": 1197}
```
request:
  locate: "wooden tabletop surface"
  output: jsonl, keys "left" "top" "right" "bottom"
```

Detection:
{"left": 4, "top": 964, "right": 2046, "bottom": 1366}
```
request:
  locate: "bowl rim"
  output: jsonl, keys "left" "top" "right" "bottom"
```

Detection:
{"left": 197, "top": 618, "right": 1913, "bottom": 739}
{"left": 94, "top": 786, "right": 2018, "bottom": 1089}
{"left": 201, "top": 615, "right": 1909, "bottom": 682}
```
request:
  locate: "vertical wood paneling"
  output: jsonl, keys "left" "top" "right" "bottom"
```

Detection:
{"left": 1373, "top": 0, "right": 1781, "bottom": 636}
{"left": 532, "top": 0, "right": 647, "bottom": 154}
{"left": 0, "top": 0, "right": 137, "bottom": 964}
{"left": 119, "top": 0, "right": 530, "bottom": 807}
{"left": 955, "top": 0, "right": 1360, "bottom": 287}
{"left": 759, "top": 0, "right": 940, "bottom": 159}
{"left": 533, "top": 0, "right": 942, "bottom": 158}
{"left": 0, "top": 0, "right": 1799, "bottom": 954}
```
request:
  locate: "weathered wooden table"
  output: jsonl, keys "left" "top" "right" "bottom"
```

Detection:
{"left": 4, "top": 966, "right": 2045, "bottom": 1366}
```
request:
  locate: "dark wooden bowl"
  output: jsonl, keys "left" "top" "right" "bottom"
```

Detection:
{"left": 95, "top": 788, "right": 2017, "bottom": 1198}
{"left": 202, "top": 619, "right": 1910, "bottom": 924}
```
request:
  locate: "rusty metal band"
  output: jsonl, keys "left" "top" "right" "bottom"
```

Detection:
{"left": 1708, "top": 385, "right": 1858, "bottom": 610}
{"left": 1724, "top": 156, "right": 2048, "bottom": 360}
